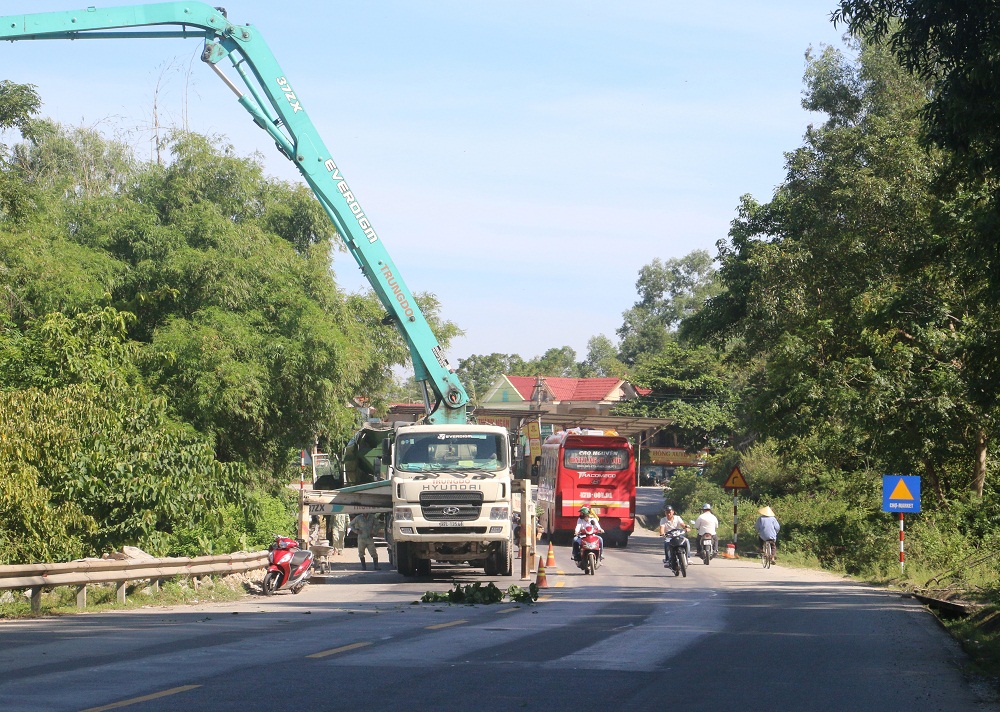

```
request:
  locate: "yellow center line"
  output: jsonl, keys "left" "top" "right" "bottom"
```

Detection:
{"left": 425, "top": 619, "right": 468, "bottom": 630}
{"left": 80, "top": 685, "right": 201, "bottom": 712}
{"left": 496, "top": 607, "right": 518, "bottom": 614}
{"left": 306, "top": 641, "right": 372, "bottom": 658}
{"left": 555, "top": 580, "right": 565, "bottom": 587}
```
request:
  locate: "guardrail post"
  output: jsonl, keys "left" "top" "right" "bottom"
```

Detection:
{"left": 76, "top": 584, "right": 87, "bottom": 609}
{"left": 29, "top": 587, "right": 41, "bottom": 614}
{"left": 115, "top": 581, "right": 126, "bottom": 604}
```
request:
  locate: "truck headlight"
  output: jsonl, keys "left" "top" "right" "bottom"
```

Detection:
{"left": 489, "top": 507, "right": 509, "bottom": 521}
{"left": 394, "top": 507, "right": 413, "bottom": 521}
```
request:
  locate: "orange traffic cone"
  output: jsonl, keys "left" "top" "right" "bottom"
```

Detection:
{"left": 535, "top": 557, "right": 549, "bottom": 588}
{"left": 546, "top": 542, "right": 556, "bottom": 569}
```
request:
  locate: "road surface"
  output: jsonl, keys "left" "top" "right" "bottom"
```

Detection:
{"left": 0, "top": 489, "right": 994, "bottom": 711}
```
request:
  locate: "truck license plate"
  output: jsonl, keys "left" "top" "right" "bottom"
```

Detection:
{"left": 440, "top": 521, "right": 463, "bottom": 527}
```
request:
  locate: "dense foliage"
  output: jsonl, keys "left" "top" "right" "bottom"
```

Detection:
{"left": 0, "top": 87, "right": 459, "bottom": 563}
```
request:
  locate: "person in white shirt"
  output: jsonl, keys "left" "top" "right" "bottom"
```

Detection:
{"left": 693, "top": 503, "right": 719, "bottom": 559}
{"left": 658, "top": 505, "right": 690, "bottom": 567}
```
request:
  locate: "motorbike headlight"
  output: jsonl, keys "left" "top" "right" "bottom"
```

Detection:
{"left": 489, "top": 507, "right": 509, "bottom": 521}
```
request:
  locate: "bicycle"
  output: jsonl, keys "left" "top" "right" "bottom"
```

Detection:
{"left": 761, "top": 539, "right": 776, "bottom": 569}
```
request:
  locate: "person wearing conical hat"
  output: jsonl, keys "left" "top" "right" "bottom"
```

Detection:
{"left": 755, "top": 506, "right": 780, "bottom": 557}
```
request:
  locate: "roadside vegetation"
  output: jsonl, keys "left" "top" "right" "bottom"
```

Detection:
{"left": 2, "top": 1, "right": 1000, "bottom": 675}
{"left": 0, "top": 575, "right": 252, "bottom": 618}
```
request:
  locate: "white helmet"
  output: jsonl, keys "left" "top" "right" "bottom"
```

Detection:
{"left": 702, "top": 503, "right": 712, "bottom": 510}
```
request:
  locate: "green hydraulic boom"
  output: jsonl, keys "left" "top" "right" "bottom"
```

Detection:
{"left": 0, "top": 2, "right": 469, "bottom": 423}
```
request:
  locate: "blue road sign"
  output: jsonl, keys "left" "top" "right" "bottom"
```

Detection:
{"left": 882, "top": 475, "right": 921, "bottom": 513}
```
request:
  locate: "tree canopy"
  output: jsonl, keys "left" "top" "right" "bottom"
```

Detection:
{"left": 0, "top": 88, "right": 461, "bottom": 561}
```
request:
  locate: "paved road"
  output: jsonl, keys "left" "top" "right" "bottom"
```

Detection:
{"left": 1, "top": 492, "right": 995, "bottom": 711}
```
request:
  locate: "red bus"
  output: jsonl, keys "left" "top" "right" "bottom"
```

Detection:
{"left": 537, "top": 429, "right": 635, "bottom": 547}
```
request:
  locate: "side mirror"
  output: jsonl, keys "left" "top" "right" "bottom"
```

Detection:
{"left": 373, "top": 456, "right": 383, "bottom": 479}
{"left": 381, "top": 438, "right": 391, "bottom": 458}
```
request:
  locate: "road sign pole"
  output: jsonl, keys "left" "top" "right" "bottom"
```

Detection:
{"left": 299, "top": 449, "right": 308, "bottom": 547}
{"left": 899, "top": 513, "right": 905, "bottom": 575}
{"left": 733, "top": 491, "right": 738, "bottom": 545}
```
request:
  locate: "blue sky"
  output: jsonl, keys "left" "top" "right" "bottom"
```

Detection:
{"left": 2, "top": 1, "right": 849, "bottom": 365}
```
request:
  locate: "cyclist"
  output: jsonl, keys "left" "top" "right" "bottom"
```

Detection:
{"left": 754, "top": 506, "right": 780, "bottom": 560}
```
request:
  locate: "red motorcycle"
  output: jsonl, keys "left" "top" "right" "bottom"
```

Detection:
{"left": 262, "top": 536, "right": 314, "bottom": 595}
{"left": 576, "top": 525, "right": 603, "bottom": 575}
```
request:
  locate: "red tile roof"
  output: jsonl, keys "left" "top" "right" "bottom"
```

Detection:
{"left": 505, "top": 376, "right": 624, "bottom": 402}
{"left": 505, "top": 376, "right": 538, "bottom": 400}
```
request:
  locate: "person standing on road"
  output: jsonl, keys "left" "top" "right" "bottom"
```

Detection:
{"left": 330, "top": 513, "right": 350, "bottom": 555}
{"left": 693, "top": 503, "right": 719, "bottom": 559}
{"left": 659, "top": 505, "right": 690, "bottom": 567}
{"left": 755, "top": 506, "right": 780, "bottom": 556}
{"left": 349, "top": 511, "right": 379, "bottom": 570}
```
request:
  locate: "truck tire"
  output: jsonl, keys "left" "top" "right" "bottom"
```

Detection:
{"left": 415, "top": 557, "right": 431, "bottom": 577}
{"left": 494, "top": 541, "right": 511, "bottom": 576}
{"left": 396, "top": 542, "right": 416, "bottom": 577}
{"left": 484, "top": 552, "right": 498, "bottom": 577}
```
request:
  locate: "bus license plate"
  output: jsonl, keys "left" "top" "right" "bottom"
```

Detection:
{"left": 440, "top": 521, "right": 463, "bottom": 527}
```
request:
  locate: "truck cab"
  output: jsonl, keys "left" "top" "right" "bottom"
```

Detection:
{"left": 389, "top": 424, "right": 513, "bottom": 577}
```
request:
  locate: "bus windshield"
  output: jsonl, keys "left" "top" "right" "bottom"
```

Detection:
{"left": 563, "top": 448, "right": 629, "bottom": 472}
{"left": 396, "top": 432, "right": 506, "bottom": 473}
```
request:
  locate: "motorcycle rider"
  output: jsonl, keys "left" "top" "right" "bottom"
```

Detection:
{"left": 693, "top": 503, "right": 719, "bottom": 560}
{"left": 572, "top": 507, "right": 604, "bottom": 561}
{"left": 659, "top": 505, "right": 690, "bottom": 568}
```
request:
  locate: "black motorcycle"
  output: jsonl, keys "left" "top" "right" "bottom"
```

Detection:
{"left": 664, "top": 528, "right": 688, "bottom": 577}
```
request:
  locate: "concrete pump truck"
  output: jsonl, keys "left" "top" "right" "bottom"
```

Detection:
{"left": 0, "top": 3, "right": 514, "bottom": 577}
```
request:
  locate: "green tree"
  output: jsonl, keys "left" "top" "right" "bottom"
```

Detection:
{"left": 618, "top": 250, "right": 720, "bottom": 364}
{"left": 579, "top": 335, "right": 627, "bottom": 378}
{"left": 615, "top": 337, "right": 737, "bottom": 452}
{"left": 834, "top": 2, "right": 1000, "bottom": 173}
{"left": 521, "top": 346, "right": 578, "bottom": 378}
{"left": 0, "top": 80, "right": 41, "bottom": 223}
{"left": 686, "top": 39, "right": 994, "bottom": 499}
{"left": 456, "top": 352, "right": 528, "bottom": 405}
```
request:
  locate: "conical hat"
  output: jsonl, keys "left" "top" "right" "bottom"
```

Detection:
{"left": 758, "top": 506, "right": 775, "bottom": 517}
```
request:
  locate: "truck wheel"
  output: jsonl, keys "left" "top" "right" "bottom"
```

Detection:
{"left": 484, "top": 552, "right": 497, "bottom": 577}
{"left": 396, "top": 543, "right": 416, "bottom": 577}
{"left": 493, "top": 541, "right": 511, "bottom": 576}
{"left": 415, "top": 557, "right": 431, "bottom": 577}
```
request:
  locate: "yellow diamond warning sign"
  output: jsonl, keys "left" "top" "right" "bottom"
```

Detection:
{"left": 723, "top": 466, "right": 749, "bottom": 490}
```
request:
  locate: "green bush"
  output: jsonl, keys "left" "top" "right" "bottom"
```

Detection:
{"left": 167, "top": 489, "right": 295, "bottom": 556}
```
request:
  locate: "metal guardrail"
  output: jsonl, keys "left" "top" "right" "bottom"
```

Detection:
{"left": 0, "top": 551, "right": 269, "bottom": 614}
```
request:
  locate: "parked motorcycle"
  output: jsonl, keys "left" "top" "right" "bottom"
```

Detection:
{"left": 576, "top": 525, "right": 603, "bottom": 575}
{"left": 664, "top": 528, "right": 688, "bottom": 577}
{"left": 262, "top": 535, "right": 314, "bottom": 595}
{"left": 700, "top": 533, "right": 715, "bottom": 565}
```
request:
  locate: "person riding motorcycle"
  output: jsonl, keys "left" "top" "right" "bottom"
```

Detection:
{"left": 659, "top": 505, "right": 690, "bottom": 568}
{"left": 693, "top": 503, "right": 719, "bottom": 559}
{"left": 572, "top": 506, "right": 604, "bottom": 561}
